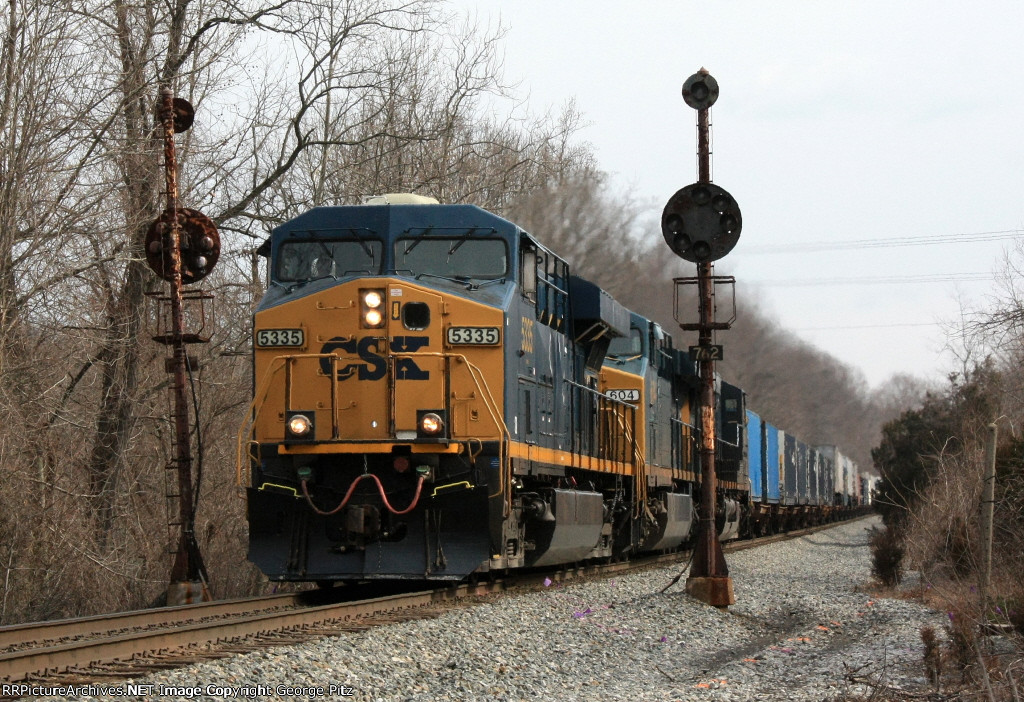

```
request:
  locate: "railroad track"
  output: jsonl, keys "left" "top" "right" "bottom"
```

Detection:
{"left": 0, "top": 585, "right": 493, "bottom": 689}
{"left": 0, "top": 517, "right": 866, "bottom": 692}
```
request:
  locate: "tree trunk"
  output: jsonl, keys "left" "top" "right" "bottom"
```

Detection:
{"left": 87, "top": 257, "right": 150, "bottom": 543}
{"left": 86, "top": 0, "right": 163, "bottom": 546}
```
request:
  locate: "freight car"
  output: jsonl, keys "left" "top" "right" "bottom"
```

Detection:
{"left": 238, "top": 195, "right": 869, "bottom": 584}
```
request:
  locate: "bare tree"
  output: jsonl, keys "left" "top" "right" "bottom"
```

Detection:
{"left": 505, "top": 168, "right": 651, "bottom": 282}
{"left": 0, "top": 0, "right": 604, "bottom": 620}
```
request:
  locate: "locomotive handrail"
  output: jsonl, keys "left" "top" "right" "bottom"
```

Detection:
{"left": 561, "top": 377, "right": 638, "bottom": 410}
{"left": 602, "top": 402, "right": 647, "bottom": 514}
{"left": 670, "top": 415, "right": 699, "bottom": 480}
{"left": 386, "top": 350, "right": 507, "bottom": 440}
{"left": 561, "top": 378, "right": 646, "bottom": 513}
{"left": 236, "top": 352, "right": 344, "bottom": 488}
{"left": 236, "top": 350, "right": 383, "bottom": 487}
{"left": 388, "top": 350, "right": 512, "bottom": 516}
{"left": 717, "top": 424, "right": 742, "bottom": 449}
{"left": 237, "top": 350, "right": 514, "bottom": 516}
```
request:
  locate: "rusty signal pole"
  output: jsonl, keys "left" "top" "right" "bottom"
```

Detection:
{"left": 148, "top": 86, "right": 220, "bottom": 605}
{"left": 662, "top": 69, "right": 741, "bottom": 607}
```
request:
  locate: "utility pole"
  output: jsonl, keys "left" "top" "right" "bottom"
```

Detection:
{"left": 980, "top": 422, "right": 997, "bottom": 610}
{"left": 662, "top": 69, "right": 742, "bottom": 607}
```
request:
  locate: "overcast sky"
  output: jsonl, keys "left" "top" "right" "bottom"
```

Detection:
{"left": 451, "top": 0, "right": 1024, "bottom": 389}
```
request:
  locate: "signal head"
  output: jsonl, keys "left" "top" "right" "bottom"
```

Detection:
{"left": 171, "top": 98, "right": 195, "bottom": 133}
{"left": 144, "top": 207, "right": 220, "bottom": 283}
{"left": 682, "top": 71, "right": 719, "bottom": 110}
{"left": 661, "top": 183, "right": 741, "bottom": 262}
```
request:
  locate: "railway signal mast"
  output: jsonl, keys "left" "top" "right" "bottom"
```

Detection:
{"left": 146, "top": 87, "right": 221, "bottom": 605}
{"left": 663, "top": 69, "right": 741, "bottom": 607}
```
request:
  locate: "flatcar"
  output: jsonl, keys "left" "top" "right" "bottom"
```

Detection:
{"left": 238, "top": 194, "right": 868, "bottom": 584}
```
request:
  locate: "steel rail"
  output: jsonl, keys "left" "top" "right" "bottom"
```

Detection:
{"left": 0, "top": 586, "right": 489, "bottom": 683}
{"left": 0, "top": 592, "right": 305, "bottom": 652}
{"left": 0, "top": 515, "right": 871, "bottom": 685}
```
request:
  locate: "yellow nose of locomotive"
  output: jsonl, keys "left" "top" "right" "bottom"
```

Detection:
{"left": 250, "top": 279, "right": 503, "bottom": 448}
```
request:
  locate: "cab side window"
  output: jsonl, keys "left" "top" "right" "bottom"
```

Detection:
{"left": 520, "top": 241, "right": 537, "bottom": 301}
{"left": 649, "top": 324, "right": 674, "bottom": 376}
{"left": 520, "top": 237, "right": 568, "bottom": 332}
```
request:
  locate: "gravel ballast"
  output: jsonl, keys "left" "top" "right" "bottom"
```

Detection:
{"left": 37, "top": 515, "right": 945, "bottom": 701}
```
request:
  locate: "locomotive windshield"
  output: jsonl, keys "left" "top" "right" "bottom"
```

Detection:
{"left": 276, "top": 238, "right": 383, "bottom": 282}
{"left": 606, "top": 327, "right": 643, "bottom": 360}
{"left": 394, "top": 237, "right": 507, "bottom": 282}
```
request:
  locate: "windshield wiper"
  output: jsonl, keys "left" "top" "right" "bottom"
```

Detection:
{"left": 414, "top": 271, "right": 472, "bottom": 289}
{"left": 403, "top": 227, "right": 433, "bottom": 256}
{"left": 302, "top": 240, "right": 337, "bottom": 281}
{"left": 298, "top": 226, "right": 377, "bottom": 260}
{"left": 446, "top": 227, "right": 485, "bottom": 259}
{"left": 414, "top": 273, "right": 507, "bottom": 292}
{"left": 317, "top": 240, "right": 335, "bottom": 264}
{"left": 608, "top": 353, "right": 642, "bottom": 365}
{"left": 343, "top": 227, "right": 375, "bottom": 258}
{"left": 463, "top": 276, "right": 506, "bottom": 291}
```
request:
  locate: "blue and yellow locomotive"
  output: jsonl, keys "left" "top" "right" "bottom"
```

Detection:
{"left": 239, "top": 195, "right": 866, "bottom": 584}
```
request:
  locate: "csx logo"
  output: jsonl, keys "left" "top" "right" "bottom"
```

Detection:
{"left": 319, "top": 336, "right": 430, "bottom": 380}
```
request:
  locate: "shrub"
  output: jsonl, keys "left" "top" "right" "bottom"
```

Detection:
{"left": 920, "top": 625, "right": 942, "bottom": 687}
{"left": 944, "top": 607, "right": 981, "bottom": 683}
{"left": 869, "top": 524, "right": 904, "bottom": 587}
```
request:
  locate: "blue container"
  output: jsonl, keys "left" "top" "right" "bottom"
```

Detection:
{"left": 746, "top": 410, "right": 763, "bottom": 501}
{"left": 765, "top": 422, "right": 781, "bottom": 503}
{"left": 796, "top": 440, "right": 809, "bottom": 504}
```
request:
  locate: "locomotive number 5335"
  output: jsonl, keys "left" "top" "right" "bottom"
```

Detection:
{"left": 446, "top": 326, "right": 500, "bottom": 345}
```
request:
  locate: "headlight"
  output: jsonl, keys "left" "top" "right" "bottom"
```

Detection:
{"left": 419, "top": 412, "right": 444, "bottom": 436}
{"left": 361, "top": 288, "right": 385, "bottom": 328}
{"left": 287, "top": 413, "right": 312, "bottom": 437}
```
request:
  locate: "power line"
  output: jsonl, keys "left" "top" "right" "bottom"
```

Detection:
{"left": 793, "top": 322, "right": 942, "bottom": 331}
{"left": 742, "top": 228, "right": 1024, "bottom": 255}
{"left": 747, "top": 272, "right": 993, "bottom": 287}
